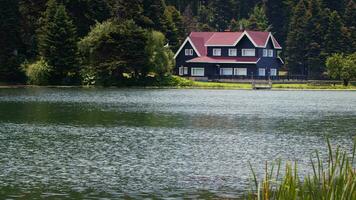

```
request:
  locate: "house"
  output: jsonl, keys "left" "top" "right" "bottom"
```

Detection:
{"left": 174, "top": 31, "right": 284, "bottom": 80}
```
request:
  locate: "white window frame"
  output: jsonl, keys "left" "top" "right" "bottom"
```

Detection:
{"left": 213, "top": 48, "right": 222, "bottom": 56}
{"left": 183, "top": 67, "right": 188, "bottom": 75}
{"left": 234, "top": 68, "right": 247, "bottom": 76}
{"left": 179, "top": 67, "right": 184, "bottom": 75}
{"left": 220, "top": 68, "right": 233, "bottom": 76}
{"left": 263, "top": 49, "right": 268, "bottom": 57}
{"left": 228, "top": 49, "right": 237, "bottom": 56}
{"left": 242, "top": 49, "right": 256, "bottom": 57}
{"left": 268, "top": 49, "right": 274, "bottom": 57}
{"left": 270, "top": 68, "right": 277, "bottom": 76}
{"left": 191, "top": 68, "right": 205, "bottom": 77}
{"left": 258, "top": 68, "right": 266, "bottom": 76}
{"left": 185, "top": 49, "right": 194, "bottom": 56}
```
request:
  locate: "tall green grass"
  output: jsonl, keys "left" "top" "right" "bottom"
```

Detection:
{"left": 248, "top": 139, "right": 356, "bottom": 200}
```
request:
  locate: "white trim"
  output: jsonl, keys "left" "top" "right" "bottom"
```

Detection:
{"left": 271, "top": 35, "right": 282, "bottom": 49}
{"left": 186, "top": 58, "right": 261, "bottom": 64}
{"left": 278, "top": 56, "right": 285, "bottom": 64}
{"left": 174, "top": 37, "right": 201, "bottom": 59}
{"left": 234, "top": 68, "right": 247, "bottom": 76}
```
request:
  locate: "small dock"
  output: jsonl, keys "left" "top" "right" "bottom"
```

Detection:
{"left": 252, "top": 80, "right": 272, "bottom": 90}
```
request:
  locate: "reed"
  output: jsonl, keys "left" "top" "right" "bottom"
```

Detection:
{"left": 247, "top": 139, "right": 356, "bottom": 200}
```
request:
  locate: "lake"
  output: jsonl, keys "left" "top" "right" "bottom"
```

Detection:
{"left": 0, "top": 88, "right": 355, "bottom": 199}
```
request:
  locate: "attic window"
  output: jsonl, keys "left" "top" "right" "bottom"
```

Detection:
{"left": 213, "top": 48, "right": 221, "bottom": 56}
{"left": 263, "top": 49, "right": 268, "bottom": 57}
{"left": 185, "top": 49, "right": 194, "bottom": 56}
{"left": 242, "top": 49, "right": 255, "bottom": 57}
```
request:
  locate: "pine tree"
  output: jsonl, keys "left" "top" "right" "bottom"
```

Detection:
{"left": 265, "top": 0, "right": 290, "bottom": 46}
{"left": 304, "top": 0, "right": 328, "bottom": 78}
{"left": 322, "top": 0, "right": 346, "bottom": 12}
{"left": 248, "top": 4, "right": 270, "bottom": 31}
{"left": 324, "top": 11, "right": 345, "bottom": 56}
{"left": 343, "top": 0, "right": 356, "bottom": 53}
{"left": 142, "top": 0, "right": 168, "bottom": 33}
{"left": 0, "top": 0, "right": 24, "bottom": 82}
{"left": 38, "top": 0, "right": 79, "bottom": 85}
{"left": 210, "top": 0, "right": 235, "bottom": 31}
{"left": 286, "top": 0, "right": 308, "bottom": 75}
{"left": 182, "top": 4, "right": 198, "bottom": 33}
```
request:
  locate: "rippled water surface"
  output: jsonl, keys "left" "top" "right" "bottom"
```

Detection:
{"left": 0, "top": 88, "right": 355, "bottom": 199}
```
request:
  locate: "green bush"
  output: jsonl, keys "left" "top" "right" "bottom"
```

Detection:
{"left": 23, "top": 58, "right": 52, "bottom": 85}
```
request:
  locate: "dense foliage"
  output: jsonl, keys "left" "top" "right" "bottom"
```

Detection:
{"left": 0, "top": 0, "right": 355, "bottom": 85}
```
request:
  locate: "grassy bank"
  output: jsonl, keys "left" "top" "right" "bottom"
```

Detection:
{"left": 1, "top": 76, "right": 356, "bottom": 90}
{"left": 247, "top": 139, "right": 356, "bottom": 200}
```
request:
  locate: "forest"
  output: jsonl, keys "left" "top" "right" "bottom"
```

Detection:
{"left": 0, "top": 0, "right": 355, "bottom": 86}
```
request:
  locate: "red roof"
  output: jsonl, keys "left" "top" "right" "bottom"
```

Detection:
{"left": 189, "top": 32, "right": 214, "bottom": 56}
{"left": 174, "top": 31, "right": 282, "bottom": 59}
{"left": 205, "top": 32, "right": 244, "bottom": 46}
{"left": 187, "top": 56, "right": 259, "bottom": 64}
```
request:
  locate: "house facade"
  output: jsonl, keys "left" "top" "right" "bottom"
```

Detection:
{"left": 174, "top": 31, "right": 284, "bottom": 79}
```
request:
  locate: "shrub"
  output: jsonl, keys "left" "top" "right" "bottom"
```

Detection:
{"left": 23, "top": 58, "right": 52, "bottom": 85}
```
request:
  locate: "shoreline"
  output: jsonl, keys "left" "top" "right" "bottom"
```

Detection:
{"left": 1, "top": 84, "right": 356, "bottom": 91}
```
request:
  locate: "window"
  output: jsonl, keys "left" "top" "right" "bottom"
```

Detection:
{"left": 179, "top": 67, "right": 189, "bottom": 75}
{"left": 234, "top": 68, "right": 247, "bottom": 76}
{"left": 270, "top": 68, "right": 277, "bottom": 76}
{"left": 213, "top": 48, "right": 221, "bottom": 56}
{"left": 242, "top": 49, "right": 256, "bottom": 56}
{"left": 268, "top": 49, "right": 274, "bottom": 57}
{"left": 185, "top": 49, "right": 193, "bottom": 56}
{"left": 179, "top": 67, "right": 184, "bottom": 75}
{"left": 183, "top": 67, "right": 188, "bottom": 75}
{"left": 228, "top": 49, "right": 237, "bottom": 56}
{"left": 191, "top": 68, "right": 205, "bottom": 76}
{"left": 220, "top": 68, "right": 233, "bottom": 75}
{"left": 263, "top": 49, "right": 268, "bottom": 57}
{"left": 258, "top": 68, "right": 266, "bottom": 76}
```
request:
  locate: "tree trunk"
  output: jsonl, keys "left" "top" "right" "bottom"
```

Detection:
{"left": 343, "top": 79, "right": 349, "bottom": 86}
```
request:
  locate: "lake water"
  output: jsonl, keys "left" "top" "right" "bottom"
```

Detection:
{"left": 0, "top": 88, "right": 355, "bottom": 199}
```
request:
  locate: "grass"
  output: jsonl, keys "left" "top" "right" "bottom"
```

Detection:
{"left": 272, "top": 83, "right": 356, "bottom": 90}
{"left": 247, "top": 139, "right": 356, "bottom": 200}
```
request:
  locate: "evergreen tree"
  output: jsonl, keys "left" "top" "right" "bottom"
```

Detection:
{"left": 210, "top": 0, "right": 235, "bottom": 31}
{"left": 324, "top": 11, "right": 345, "bottom": 56}
{"left": 167, "top": 6, "right": 186, "bottom": 40}
{"left": 265, "top": 0, "right": 290, "bottom": 46}
{"left": 322, "top": 0, "right": 346, "bottom": 12}
{"left": 182, "top": 4, "right": 198, "bottom": 33}
{"left": 38, "top": 0, "right": 79, "bottom": 85}
{"left": 142, "top": 0, "right": 168, "bottom": 33}
{"left": 0, "top": 0, "right": 24, "bottom": 82}
{"left": 286, "top": 0, "right": 308, "bottom": 75}
{"left": 304, "top": 0, "right": 328, "bottom": 77}
{"left": 344, "top": 0, "right": 356, "bottom": 52}
{"left": 61, "top": 0, "right": 111, "bottom": 37}
{"left": 248, "top": 4, "right": 271, "bottom": 31}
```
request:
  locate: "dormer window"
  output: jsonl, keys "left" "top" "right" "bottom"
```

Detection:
{"left": 228, "top": 49, "right": 237, "bottom": 56}
{"left": 242, "top": 49, "right": 255, "bottom": 57}
{"left": 185, "top": 49, "right": 194, "bottom": 56}
{"left": 268, "top": 49, "right": 274, "bottom": 57}
{"left": 213, "top": 48, "right": 221, "bottom": 56}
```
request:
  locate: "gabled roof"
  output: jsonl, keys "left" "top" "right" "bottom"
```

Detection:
{"left": 187, "top": 56, "right": 260, "bottom": 64}
{"left": 174, "top": 31, "right": 282, "bottom": 59}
